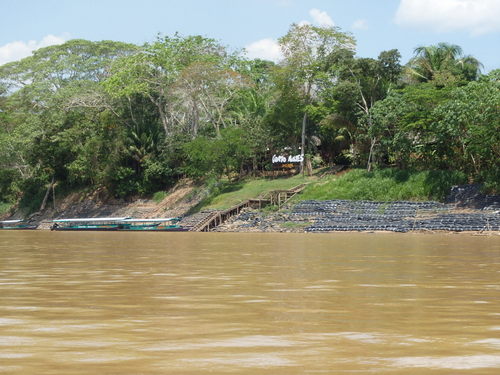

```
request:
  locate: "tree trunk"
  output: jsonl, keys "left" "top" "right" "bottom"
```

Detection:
{"left": 367, "top": 137, "right": 376, "bottom": 172}
{"left": 39, "top": 176, "right": 55, "bottom": 212}
{"left": 192, "top": 102, "right": 199, "bottom": 137}
{"left": 306, "top": 156, "right": 313, "bottom": 176}
{"left": 52, "top": 182, "right": 56, "bottom": 210}
{"left": 300, "top": 112, "right": 307, "bottom": 175}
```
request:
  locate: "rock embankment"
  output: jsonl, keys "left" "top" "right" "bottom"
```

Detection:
{"left": 295, "top": 200, "right": 499, "bottom": 232}
{"left": 446, "top": 184, "right": 500, "bottom": 209}
{"left": 215, "top": 199, "right": 500, "bottom": 233}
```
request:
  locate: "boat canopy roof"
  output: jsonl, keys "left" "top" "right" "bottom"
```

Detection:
{"left": 1, "top": 219, "right": 23, "bottom": 224}
{"left": 53, "top": 217, "right": 131, "bottom": 223}
{"left": 52, "top": 217, "right": 181, "bottom": 223}
{"left": 122, "top": 218, "right": 178, "bottom": 222}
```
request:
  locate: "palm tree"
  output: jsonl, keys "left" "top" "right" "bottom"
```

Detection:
{"left": 408, "top": 43, "right": 482, "bottom": 83}
{"left": 456, "top": 55, "right": 483, "bottom": 81}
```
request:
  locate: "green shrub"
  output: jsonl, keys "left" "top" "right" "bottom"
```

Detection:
{"left": 0, "top": 202, "right": 12, "bottom": 215}
{"left": 152, "top": 191, "right": 168, "bottom": 203}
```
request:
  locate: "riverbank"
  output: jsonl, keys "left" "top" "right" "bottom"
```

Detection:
{"left": 4, "top": 179, "right": 207, "bottom": 229}
{"left": 214, "top": 199, "right": 500, "bottom": 234}
{"left": 3, "top": 169, "right": 500, "bottom": 234}
{"left": 213, "top": 180, "right": 500, "bottom": 234}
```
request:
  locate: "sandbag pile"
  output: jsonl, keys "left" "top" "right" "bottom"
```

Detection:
{"left": 292, "top": 200, "right": 499, "bottom": 233}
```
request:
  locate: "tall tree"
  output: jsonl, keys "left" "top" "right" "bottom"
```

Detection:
{"left": 170, "top": 61, "right": 248, "bottom": 137}
{"left": 350, "top": 50, "right": 402, "bottom": 170}
{"left": 408, "top": 42, "right": 482, "bottom": 84}
{"left": 316, "top": 49, "right": 402, "bottom": 169}
{"left": 278, "top": 23, "right": 355, "bottom": 173}
{"left": 103, "top": 34, "right": 230, "bottom": 137}
{"left": 0, "top": 40, "right": 137, "bottom": 204}
{"left": 434, "top": 79, "right": 500, "bottom": 187}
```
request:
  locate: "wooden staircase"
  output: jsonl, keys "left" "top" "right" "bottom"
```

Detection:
{"left": 258, "top": 183, "right": 306, "bottom": 209}
{"left": 189, "top": 184, "right": 306, "bottom": 232}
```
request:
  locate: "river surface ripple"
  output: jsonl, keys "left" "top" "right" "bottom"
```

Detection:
{"left": 1, "top": 231, "right": 499, "bottom": 374}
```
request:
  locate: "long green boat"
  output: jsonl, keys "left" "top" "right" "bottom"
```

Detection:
{"left": 51, "top": 217, "right": 131, "bottom": 231}
{"left": 51, "top": 217, "right": 187, "bottom": 231}
{"left": 120, "top": 218, "right": 187, "bottom": 231}
{"left": 0, "top": 220, "right": 37, "bottom": 230}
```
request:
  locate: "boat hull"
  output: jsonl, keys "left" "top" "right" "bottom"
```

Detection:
{"left": 119, "top": 227, "right": 189, "bottom": 232}
{"left": 50, "top": 217, "right": 188, "bottom": 232}
{"left": 51, "top": 225, "right": 188, "bottom": 232}
{"left": 51, "top": 227, "right": 121, "bottom": 231}
{"left": 0, "top": 226, "right": 37, "bottom": 230}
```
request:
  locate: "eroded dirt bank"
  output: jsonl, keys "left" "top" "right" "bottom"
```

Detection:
{"left": 7, "top": 180, "right": 204, "bottom": 229}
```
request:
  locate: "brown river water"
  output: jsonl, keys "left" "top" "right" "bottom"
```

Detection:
{"left": 0, "top": 231, "right": 499, "bottom": 374}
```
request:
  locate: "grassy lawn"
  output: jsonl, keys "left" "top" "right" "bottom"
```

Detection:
{"left": 295, "top": 168, "right": 467, "bottom": 202}
{"left": 195, "top": 168, "right": 467, "bottom": 212}
{"left": 203, "top": 173, "right": 314, "bottom": 210}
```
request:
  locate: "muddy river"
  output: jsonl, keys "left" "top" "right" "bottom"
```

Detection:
{"left": 1, "top": 231, "right": 499, "bottom": 374}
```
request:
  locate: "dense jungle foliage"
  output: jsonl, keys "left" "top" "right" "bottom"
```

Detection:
{"left": 0, "top": 24, "right": 498, "bottom": 212}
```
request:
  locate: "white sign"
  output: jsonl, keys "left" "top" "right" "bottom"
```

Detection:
{"left": 272, "top": 154, "right": 304, "bottom": 163}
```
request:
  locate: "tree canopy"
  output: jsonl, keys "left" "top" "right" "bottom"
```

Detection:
{"left": 0, "top": 31, "right": 498, "bottom": 212}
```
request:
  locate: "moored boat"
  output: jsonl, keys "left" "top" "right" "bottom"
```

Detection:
{"left": 51, "top": 217, "right": 131, "bottom": 231}
{"left": 51, "top": 217, "right": 187, "bottom": 231}
{"left": 0, "top": 220, "right": 37, "bottom": 230}
{"left": 120, "top": 218, "right": 188, "bottom": 231}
